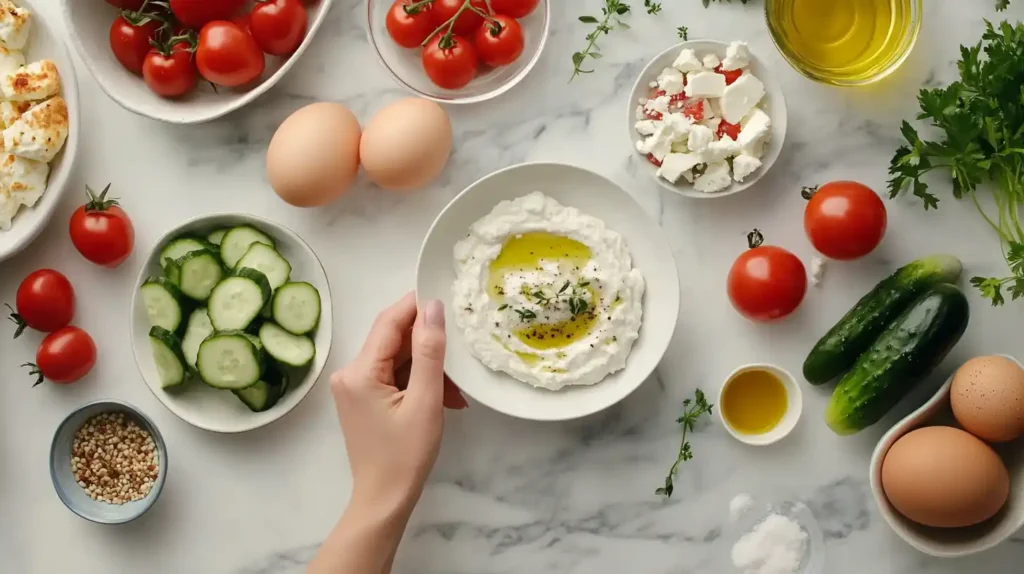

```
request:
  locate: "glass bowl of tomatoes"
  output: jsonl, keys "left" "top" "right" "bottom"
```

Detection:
{"left": 368, "top": 0, "right": 549, "bottom": 104}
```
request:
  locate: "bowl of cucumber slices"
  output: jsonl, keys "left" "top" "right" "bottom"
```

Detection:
{"left": 130, "top": 214, "right": 332, "bottom": 433}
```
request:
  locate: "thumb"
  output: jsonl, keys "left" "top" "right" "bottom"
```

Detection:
{"left": 406, "top": 299, "right": 447, "bottom": 409}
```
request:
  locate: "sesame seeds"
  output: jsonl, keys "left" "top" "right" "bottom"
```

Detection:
{"left": 70, "top": 413, "right": 159, "bottom": 505}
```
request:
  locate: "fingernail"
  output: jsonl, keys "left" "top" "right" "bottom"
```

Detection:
{"left": 425, "top": 299, "right": 445, "bottom": 328}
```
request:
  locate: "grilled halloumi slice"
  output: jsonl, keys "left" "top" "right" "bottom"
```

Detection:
{"left": 1, "top": 152, "right": 47, "bottom": 206}
{"left": 2, "top": 59, "right": 59, "bottom": 101}
{"left": 3, "top": 96, "right": 68, "bottom": 162}
{"left": 0, "top": 184, "right": 19, "bottom": 231}
{"left": 0, "top": 98, "right": 29, "bottom": 127}
{"left": 0, "top": 0, "right": 31, "bottom": 51}
{"left": 0, "top": 44, "right": 25, "bottom": 83}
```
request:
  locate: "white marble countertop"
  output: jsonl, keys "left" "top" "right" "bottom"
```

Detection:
{"left": 2, "top": 1, "right": 1023, "bottom": 572}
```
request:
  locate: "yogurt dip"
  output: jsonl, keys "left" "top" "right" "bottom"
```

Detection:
{"left": 452, "top": 192, "right": 646, "bottom": 391}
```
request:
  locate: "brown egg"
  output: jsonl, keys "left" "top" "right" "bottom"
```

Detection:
{"left": 267, "top": 103, "right": 362, "bottom": 207}
{"left": 951, "top": 355, "right": 1024, "bottom": 442}
{"left": 881, "top": 426, "right": 1009, "bottom": 528}
{"left": 359, "top": 98, "right": 452, "bottom": 191}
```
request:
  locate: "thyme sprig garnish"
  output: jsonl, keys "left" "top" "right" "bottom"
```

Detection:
{"left": 572, "top": 0, "right": 632, "bottom": 81}
{"left": 656, "top": 389, "right": 713, "bottom": 498}
{"left": 498, "top": 279, "right": 593, "bottom": 322}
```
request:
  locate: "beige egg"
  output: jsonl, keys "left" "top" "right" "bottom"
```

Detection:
{"left": 881, "top": 426, "right": 1009, "bottom": 528}
{"left": 267, "top": 103, "right": 362, "bottom": 207}
{"left": 360, "top": 98, "right": 452, "bottom": 191}
{"left": 951, "top": 355, "right": 1024, "bottom": 443}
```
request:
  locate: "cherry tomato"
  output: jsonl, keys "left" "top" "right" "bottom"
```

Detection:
{"left": 143, "top": 42, "right": 198, "bottom": 98}
{"left": 105, "top": 0, "right": 146, "bottom": 9}
{"left": 25, "top": 327, "right": 97, "bottom": 386}
{"left": 233, "top": 12, "right": 252, "bottom": 32}
{"left": 489, "top": 0, "right": 539, "bottom": 18}
{"left": 430, "top": 0, "right": 488, "bottom": 36}
{"left": 473, "top": 15, "right": 523, "bottom": 67}
{"left": 69, "top": 185, "right": 136, "bottom": 268}
{"left": 9, "top": 270, "right": 75, "bottom": 337}
{"left": 250, "top": 0, "right": 309, "bottom": 56}
{"left": 386, "top": 0, "right": 436, "bottom": 48}
{"left": 196, "top": 21, "right": 266, "bottom": 87}
{"left": 804, "top": 181, "right": 887, "bottom": 261}
{"left": 681, "top": 99, "right": 704, "bottom": 121}
{"left": 422, "top": 34, "right": 478, "bottom": 89}
{"left": 714, "top": 65, "right": 742, "bottom": 85}
{"left": 717, "top": 120, "right": 741, "bottom": 141}
{"left": 109, "top": 14, "right": 163, "bottom": 75}
{"left": 170, "top": 0, "right": 246, "bottom": 29}
{"left": 727, "top": 230, "right": 807, "bottom": 322}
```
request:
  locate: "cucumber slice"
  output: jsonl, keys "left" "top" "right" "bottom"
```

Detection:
{"left": 259, "top": 322, "right": 315, "bottom": 367}
{"left": 149, "top": 326, "right": 187, "bottom": 389}
{"left": 196, "top": 331, "right": 264, "bottom": 390}
{"left": 207, "top": 228, "right": 229, "bottom": 246}
{"left": 160, "top": 237, "right": 208, "bottom": 266}
{"left": 162, "top": 259, "right": 182, "bottom": 285}
{"left": 176, "top": 249, "right": 225, "bottom": 302}
{"left": 272, "top": 282, "right": 321, "bottom": 335}
{"left": 208, "top": 269, "right": 272, "bottom": 331}
{"left": 220, "top": 226, "right": 274, "bottom": 269}
{"left": 235, "top": 242, "right": 292, "bottom": 290}
{"left": 181, "top": 308, "right": 214, "bottom": 368}
{"left": 140, "top": 277, "right": 186, "bottom": 332}
{"left": 233, "top": 380, "right": 283, "bottom": 412}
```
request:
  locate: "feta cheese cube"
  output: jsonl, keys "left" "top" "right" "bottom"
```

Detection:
{"left": 719, "top": 74, "right": 765, "bottom": 124}
{"left": 721, "top": 41, "right": 751, "bottom": 71}
{"left": 1, "top": 152, "right": 47, "bottom": 206}
{"left": 2, "top": 60, "right": 61, "bottom": 102}
{"left": 737, "top": 108, "right": 771, "bottom": 158}
{"left": 684, "top": 72, "right": 726, "bottom": 99}
{"left": 0, "top": 44, "right": 24, "bottom": 82}
{"left": 706, "top": 98, "right": 721, "bottom": 120}
{"left": 0, "top": 0, "right": 31, "bottom": 51}
{"left": 3, "top": 96, "right": 69, "bottom": 162}
{"left": 635, "top": 104, "right": 645, "bottom": 121}
{"left": 657, "top": 152, "right": 704, "bottom": 184}
{"left": 687, "top": 124, "right": 714, "bottom": 153}
{"left": 702, "top": 54, "right": 721, "bottom": 70}
{"left": 694, "top": 160, "right": 733, "bottom": 193}
{"left": 638, "top": 113, "right": 693, "bottom": 161}
{"left": 672, "top": 48, "right": 703, "bottom": 73}
{"left": 704, "top": 136, "right": 741, "bottom": 163}
{"left": 662, "top": 112, "right": 694, "bottom": 135}
{"left": 732, "top": 154, "right": 762, "bottom": 182}
{"left": 701, "top": 117, "right": 722, "bottom": 133}
{"left": 644, "top": 95, "right": 671, "bottom": 117}
{"left": 0, "top": 183, "right": 18, "bottom": 230}
{"left": 0, "top": 99, "right": 29, "bottom": 128}
{"left": 810, "top": 257, "right": 826, "bottom": 286}
{"left": 657, "top": 67, "right": 685, "bottom": 96}
{"left": 634, "top": 119, "right": 660, "bottom": 136}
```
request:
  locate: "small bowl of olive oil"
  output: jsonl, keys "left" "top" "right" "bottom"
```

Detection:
{"left": 719, "top": 363, "right": 802, "bottom": 445}
{"left": 765, "top": 0, "right": 922, "bottom": 86}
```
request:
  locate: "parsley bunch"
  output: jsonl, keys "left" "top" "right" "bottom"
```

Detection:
{"left": 888, "top": 21, "right": 1024, "bottom": 306}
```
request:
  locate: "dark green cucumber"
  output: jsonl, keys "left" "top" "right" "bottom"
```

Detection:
{"left": 825, "top": 284, "right": 970, "bottom": 435}
{"left": 803, "top": 255, "right": 962, "bottom": 385}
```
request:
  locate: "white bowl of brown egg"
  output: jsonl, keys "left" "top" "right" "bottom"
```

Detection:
{"left": 869, "top": 355, "right": 1024, "bottom": 558}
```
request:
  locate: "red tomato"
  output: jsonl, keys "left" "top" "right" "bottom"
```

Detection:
{"left": 170, "top": 0, "right": 246, "bottom": 29}
{"left": 25, "top": 327, "right": 97, "bottom": 386}
{"left": 422, "top": 34, "right": 478, "bottom": 89}
{"left": 105, "top": 0, "right": 147, "bottom": 9}
{"left": 10, "top": 270, "right": 75, "bottom": 337}
{"left": 490, "top": 0, "right": 539, "bottom": 18}
{"left": 717, "top": 120, "right": 741, "bottom": 141}
{"left": 69, "top": 185, "right": 136, "bottom": 268}
{"left": 109, "top": 14, "right": 163, "bottom": 75}
{"left": 196, "top": 21, "right": 266, "bottom": 87}
{"left": 682, "top": 99, "right": 704, "bottom": 121}
{"left": 143, "top": 42, "right": 198, "bottom": 98}
{"left": 430, "top": 0, "right": 488, "bottom": 36}
{"left": 250, "top": 0, "right": 309, "bottom": 56}
{"left": 714, "top": 65, "right": 742, "bottom": 85}
{"left": 386, "top": 0, "right": 436, "bottom": 48}
{"left": 727, "top": 230, "right": 807, "bottom": 322}
{"left": 233, "top": 12, "right": 252, "bottom": 32}
{"left": 804, "top": 181, "right": 887, "bottom": 261}
{"left": 473, "top": 15, "right": 523, "bottom": 67}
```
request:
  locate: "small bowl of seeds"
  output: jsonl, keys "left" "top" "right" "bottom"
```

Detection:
{"left": 49, "top": 400, "right": 167, "bottom": 524}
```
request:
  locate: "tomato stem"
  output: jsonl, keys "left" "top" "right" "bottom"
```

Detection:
{"left": 84, "top": 184, "right": 122, "bottom": 213}
{"left": 21, "top": 363, "right": 44, "bottom": 387}
{"left": 5, "top": 304, "right": 27, "bottom": 339}
{"left": 800, "top": 185, "right": 819, "bottom": 201}
{"left": 421, "top": 0, "right": 489, "bottom": 49}
{"left": 746, "top": 228, "right": 764, "bottom": 249}
{"left": 404, "top": 0, "right": 435, "bottom": 15}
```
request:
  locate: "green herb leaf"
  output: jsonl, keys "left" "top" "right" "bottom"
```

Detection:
{"left": 677, "top": 25, "right": 689, "bottom": 40}
{"left": 657, "top": 389, "right": 713, "bottom": 497}
{"left": 497, "top": 304, "right": 509, "bottom": 311}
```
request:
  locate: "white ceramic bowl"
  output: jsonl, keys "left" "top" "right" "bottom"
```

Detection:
{"left": 718, "top": 363, "right": 802, "bottom": 446}
{"left": 0, "top": 0, "right": 80, "bottom": 263}
{"left": 869, "top": 354, "right": 1024, "bottom": 558}
{"left": 626, "top": 40, "right": 787, "bottom": 199}
{"left": 416, "top": 162, "right": 679, "bottom": 421}
{"left": 61, "top": 0, "right": 333, "bottom": 124}
{"left": 129, "top": 213, "right": 333, "bottom": 433}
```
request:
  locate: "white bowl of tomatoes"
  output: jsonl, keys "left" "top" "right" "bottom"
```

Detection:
{"left": 61, "top": 0, "right": 333, "bottom": 124}
{"left": 368, "top": 0, "right": 548, "bottom": 104}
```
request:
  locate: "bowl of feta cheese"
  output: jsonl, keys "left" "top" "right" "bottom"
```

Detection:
{"left": 627, "top": 40, "right": 787, "bottom": 198}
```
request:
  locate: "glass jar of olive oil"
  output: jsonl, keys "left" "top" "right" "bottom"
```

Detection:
{"left": 765, "top": 0, "right": 922, "bottom": 86}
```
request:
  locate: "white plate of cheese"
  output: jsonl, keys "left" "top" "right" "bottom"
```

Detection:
{"left": 0, "top": 0, "right": 79, "bottom": 264}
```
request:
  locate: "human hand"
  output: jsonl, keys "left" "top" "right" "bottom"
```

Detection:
{"left": 330, "top": 293, "right": 467, "bottom": 515}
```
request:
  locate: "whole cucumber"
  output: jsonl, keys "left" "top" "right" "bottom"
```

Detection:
{"left": 825, "top": 284, "right": 970, "bottom": 435}
{"left": 803, "top": 254, "right": 962, "bottom": 385}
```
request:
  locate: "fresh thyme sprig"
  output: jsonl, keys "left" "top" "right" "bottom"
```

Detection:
{"left": 644, "top": 0, "right": 662, "bottom": 14}
{"left": 656, "top": 389, "right": 713, "bottom": 498}
{"left": 572, "top": 0, "right": 632, "bottom": 81}
{"left": 498, "top": 279, "right": 592, "bottom": 322}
